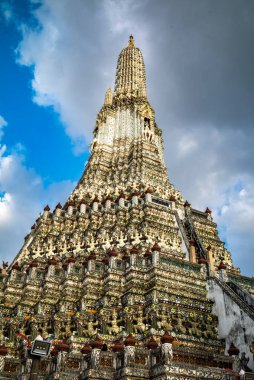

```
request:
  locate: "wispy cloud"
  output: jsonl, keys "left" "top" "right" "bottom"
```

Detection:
{"left": 1, "top": 1, "right": 14, "bottom": 23}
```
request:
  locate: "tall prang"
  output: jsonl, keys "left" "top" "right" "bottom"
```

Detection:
{"left": 76, "top": 34, "right": 181, "bottom": 199}
{"left": 0, "top": 36, "right": 254, "bottom": 380}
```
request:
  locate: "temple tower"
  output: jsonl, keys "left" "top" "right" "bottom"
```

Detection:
{"left": 0, "top": 36, "right": 254, "bottom": 380}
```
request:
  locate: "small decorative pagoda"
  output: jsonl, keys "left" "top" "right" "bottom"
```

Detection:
{"left": 0, "top": 35, "right": 254, "bottom": 380}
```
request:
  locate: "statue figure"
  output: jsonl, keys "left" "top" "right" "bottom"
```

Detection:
{"left": 240, "top": 352, "right": 252, "bottom": 372}
{"left": 108, "top": 310, "right": 120, "bottom": 335}
{"left": 134, "top": 310, "right": 146, "bottom": 334}
{"left": 161, "top": 342, "right": 173, "bottom": 364}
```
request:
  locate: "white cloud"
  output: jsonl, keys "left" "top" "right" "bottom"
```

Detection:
{"left": 178, "top": 135, "right": 198, "bottom": 156}
{"left": 1, "top": 1, "right": 13, "bottom": 23}
{"left": 215, "top": 176, "right": 254, "bottom": 274}
{"left": 0, "top": 115, "right": 7, "bottom": 139}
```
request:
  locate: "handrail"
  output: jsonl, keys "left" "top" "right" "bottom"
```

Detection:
{"left": 174, "top": 211, "right": 190, "bottom": 250}
{"left": 184, "top": 215, "right": 207, "bottom": 260}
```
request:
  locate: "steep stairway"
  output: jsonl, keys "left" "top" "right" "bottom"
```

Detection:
{"left": 210, "top": 276, "right": 254, "bottom": 321}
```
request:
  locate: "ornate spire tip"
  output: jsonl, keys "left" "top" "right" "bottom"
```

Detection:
{"left": 128, "top": 35, "right": 134, "bottom": 47}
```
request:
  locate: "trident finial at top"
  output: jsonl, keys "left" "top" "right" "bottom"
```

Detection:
{"left": 128, "top": 35, "right": 134, "bottom": 47}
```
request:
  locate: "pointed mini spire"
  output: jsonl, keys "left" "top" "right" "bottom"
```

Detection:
{"left": 184, "top": 200, "right": 191, "bottom": 207}
{"left": 104, "top": 87, "right": 112, "bottom": 106}
{"left": 128, "top": 34, "right": 134, "bottom": 48}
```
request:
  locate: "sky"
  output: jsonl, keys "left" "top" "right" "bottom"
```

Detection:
{"left": 0, "top": 0, "right": 254, "bottom": 276}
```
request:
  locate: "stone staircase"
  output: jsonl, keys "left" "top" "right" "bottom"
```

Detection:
{"left": 210, "top": 275, "right": 254, "bottom": 321}
{"left": 184, "top": 215, "right": 208, "bottom": 261}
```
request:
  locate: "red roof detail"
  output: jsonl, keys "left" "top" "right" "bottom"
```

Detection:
{"left": 146, "top": 336, "right": 158, "bottom": 349}
{"left": 160, "top": 331, "right": 174, "bottom": 344}
{"left": 151, "top": 242, "right": 161, "bottom": 252}
{"left": 124, "top": 334, "right": 137, "bottom": 347}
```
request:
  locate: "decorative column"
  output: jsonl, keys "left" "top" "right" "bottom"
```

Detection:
{"left": 146, "top": 336, "right": 158, "bottom": 367}
{"left": 160, "top": 331, "right": 174, "bottom": 364}
{"left": 105, "top": 196, "right": 112, "bottom": 210}
{"left": 81, "top": 343, "right": 92, "bottom": 373}
{"left": 123, "top": 334, "right": 136, "bottom": 367}
{"left": 109, "top": 247, "right": 118, "bottom": 268}
{"left": 67, "top": 201, "right": 74, "bottom": 216}
{"left": 205, "top": 207, "right": 212, "bottom": 221}
{"left": 145, "top": 187, "right": 153, "bottom": 202}
{"left": 43, "top": 205, "right": 50, "bottom": 219}
{"left": 130, "top": 246, "right": 139, "bottom": 267}
{"left": 66, "top": 255, "right": 76, "bottom": 274}
{"left": 218, "top": 261, "right": 227, "bottom": 282}
{"left": 189, "top": 240, "right": 197, "bottom": 263}
{"left": 151, "top": 242, "right": 161, "bottom": 266}
{"left": 80, "top": 201, "right": 86, "bottom": 214}
{"left": 131, "top": 192, "right": 139, "bottom": 206}
{"left": 46, "top": 257, "right": 57, "bottom": 278}
{"left": 54, "top": 203, "right": 62, "bottom": 217}
{"left": 207, "top": 245, "right": 215, "bottom": 274}
{"left": 197, "top": 257, "right": 208, "bottom": 275}
{"left": 118, "top": 193, "right": 125, "bottom": 207}
{"left": 170, "top": 195, "right": 176, "bottom": 210}
{"left": 90, "top": 335, "right": 103, "bottom": 369}
{"left": 29, "top": 259, "right": 39, "bottom": 279}
{"left": 112, "top": 340, "right": 124, "bottom": 370}
{"left": 87, "top": 252, "right": 96, "bottom": 272}
{"left": 92, "top": 196, "right": 99, "bottom": 211}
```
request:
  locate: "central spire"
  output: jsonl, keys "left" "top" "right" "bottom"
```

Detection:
{"left": 114, "top": 35, "right": 147, "bottom": 98}
{"left": 74, "top": 36, "right": 183, "bottom": 201}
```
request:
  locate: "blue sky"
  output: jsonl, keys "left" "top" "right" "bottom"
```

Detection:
{"left": 0, "top": 1, "right": 88, "bottom": 184}
{"left": 0, "top": 0, "right": 254, "bottom": 277}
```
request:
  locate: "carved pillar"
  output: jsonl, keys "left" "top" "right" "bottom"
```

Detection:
{"left": 123, "top": 335, "right": 136, "bottom": 367}
{"left": 43, "top": 205, "right": 50, "bottom": 219}
{"left": 92, "top": 199, "right": 98, "bottom": 212}
{"left": 80, "top": 202, "right": 86, "bottom": 214}
{"left": 132, "top": 194, "right": 138, "bottom": 206}
{"left": 218, "top": 261, "right": 228, "bottom": 282}
{"left": 189, "top": 240, "right": 196, "bottom": 263}
{"left": 91, "top": 348, "right": 101, "bottom": 369}
{"left": 161, "top": 342, "right": 173, "bottom": 364}
{"left": 67, "top": 204, "right": 73, "bottom": 216}
{"left": 152, "top": 250, "right": 160, "bottom": 266}
{"left": 55, "top": 203, "right": 62, "bottom": 217}
{"left": 151, "top": 243, "right": 161, "bottom": 266}
{"left": 119, "top": 195, "right": 125, "bottom": 207}
{"left": 207, "top": 245, "right": 215, "bottom": 273}
{"left": 105, "top": 195, "right": 112, "bottom": 210}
